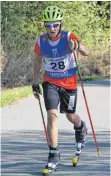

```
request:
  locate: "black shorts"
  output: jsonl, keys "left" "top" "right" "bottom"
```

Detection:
{"left": 42, "top": 82, "right": 77, "bottom": 113}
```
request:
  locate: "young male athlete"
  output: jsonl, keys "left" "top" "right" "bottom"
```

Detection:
{"left": 32, "top": 6, "right": 89, "bottom": 174}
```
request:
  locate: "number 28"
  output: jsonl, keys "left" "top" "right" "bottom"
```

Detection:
{"left": 51, "top": 61, "right": 65, "bottom": 70}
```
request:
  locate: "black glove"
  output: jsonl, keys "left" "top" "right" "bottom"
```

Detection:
{"left": 32, "top": 84, "right": 42, "bottom": 99}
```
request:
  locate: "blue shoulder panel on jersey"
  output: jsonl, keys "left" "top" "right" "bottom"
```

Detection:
{"left": 40, "top": 31, "right": 72, "bottom": 58}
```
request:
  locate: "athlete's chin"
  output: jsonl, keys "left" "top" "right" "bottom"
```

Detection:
{"left": 50, "top": 33, "right": 57, "bottom": 38}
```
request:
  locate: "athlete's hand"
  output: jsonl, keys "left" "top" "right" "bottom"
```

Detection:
{"left": 69, "top": 39, "right": 79, "bottom": 52}
{"left": 32, "top": 84, "right": 42, "bottom": 99}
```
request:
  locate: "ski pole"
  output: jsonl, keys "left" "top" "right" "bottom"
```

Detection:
{"left": 38, "top": 95, "right": 50, "bottom": 148}
{"left": 74, "top": 52, "right": 100, "bottom": 156}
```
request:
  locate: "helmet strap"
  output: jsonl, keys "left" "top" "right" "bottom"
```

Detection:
{"left": 56, "top": 24, "right": 62, "bottom": 37}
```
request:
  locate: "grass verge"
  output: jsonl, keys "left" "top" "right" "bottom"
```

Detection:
{"left": 1, "top": 75, "right": 110, "bottom": 107}
{"left": 1, "top": 86, "right": 32, "bottom": 107}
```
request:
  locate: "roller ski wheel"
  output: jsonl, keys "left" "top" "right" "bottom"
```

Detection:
{"left": 72, "top": 154, "right": 80, "bottom": 167}
{"left": 41, "top": 166, "right": 57, "bottom": 176}
{"left": 73, "top": 121, "right": 87, "bottom": 167}
{"left": 72, "top": 142, "right": 83, "bottom": 167}
{"left": 41, "top": 146, "right": 60, "bottom": 175}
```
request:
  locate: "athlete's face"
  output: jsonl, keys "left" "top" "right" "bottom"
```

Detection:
{"left": 44, "top": 21, "right": 61, "bottom": 40}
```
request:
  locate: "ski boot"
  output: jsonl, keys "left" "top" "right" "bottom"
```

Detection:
{"left": 41, "top": 146, "right": 60, "bottom": 175}
{"left": 72, "top": 120, "right": 87, "bottom": 167}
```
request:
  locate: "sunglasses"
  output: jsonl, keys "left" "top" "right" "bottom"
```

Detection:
{"left": 44, "top": 23, "right": 61, "bottom": 28}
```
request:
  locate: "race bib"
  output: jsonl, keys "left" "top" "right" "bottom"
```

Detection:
{"left": 43, "top": 53, "right": 77, "bottom": 79}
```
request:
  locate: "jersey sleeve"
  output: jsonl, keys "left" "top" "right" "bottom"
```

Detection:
{"left": 69, "top": 32, "right": 80, "bottom": 43}
{"left": 34, "top": 38, "right": 42, "bottom": 56}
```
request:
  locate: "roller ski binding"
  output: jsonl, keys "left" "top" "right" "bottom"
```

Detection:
{"left": 72, "top": 120, "right": 87, "bottom": 167}
{"left": 41, "top": 146, "right": 60, "bottom": 175}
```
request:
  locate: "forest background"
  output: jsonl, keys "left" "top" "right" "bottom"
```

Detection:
{"left": 1, "top": 1, "right": 110, "bottom": 88}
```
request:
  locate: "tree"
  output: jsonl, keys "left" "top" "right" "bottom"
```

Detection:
{"left": 1, "top": 1, "right": 110, "bottom": 88}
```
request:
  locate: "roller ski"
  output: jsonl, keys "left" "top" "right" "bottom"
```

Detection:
{"left": 41, "top": 146, "right": 60, "bottom": 175}
{"left": 72, "top": 120, "right": 87, "bottom": 167}
{"left": 41, "top": 165, "right": 57, "bottom": 176}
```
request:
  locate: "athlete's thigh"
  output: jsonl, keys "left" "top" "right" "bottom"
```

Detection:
{"left": 60, "top": 88, "right": 77, "bottom": 113}
{"left": 42, "top": 82, "right": 60, "bottom": 111}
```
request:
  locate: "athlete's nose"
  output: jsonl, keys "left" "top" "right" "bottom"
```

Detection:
{"left": 50, "top": 26, "right": 55, "bottom": 31}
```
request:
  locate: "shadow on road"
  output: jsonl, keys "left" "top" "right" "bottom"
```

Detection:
{"left": 1, "top": 130, "right": 110, "bottom": 176}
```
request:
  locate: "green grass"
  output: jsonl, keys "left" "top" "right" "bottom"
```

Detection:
{"left": 1, "top": 75, "right": 110, "bottom": 107}
{"left": 1, "top": 86, "right": 32, "bottom": 107}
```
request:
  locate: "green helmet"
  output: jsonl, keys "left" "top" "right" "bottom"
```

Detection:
{"left": 43, "top": 6, "right": 63, "bottom": 22}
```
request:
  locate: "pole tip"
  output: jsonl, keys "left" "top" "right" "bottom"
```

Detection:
{"left": 98, "top": 150, "right": 101, "bottom": 156}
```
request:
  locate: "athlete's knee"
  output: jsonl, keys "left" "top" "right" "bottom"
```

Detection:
{"left": 48, "top": 110, "right": 58, "bottom": 119}
{"left": 47, "top": 110, "right": 58, "bottom": 127}
{"left": 66, "top": 113, "right": 81, "bottom": 125}
{"left": 66, "top": 113, "right": 76, "bottom": 120}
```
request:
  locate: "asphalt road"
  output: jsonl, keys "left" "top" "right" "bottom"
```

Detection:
{"left": 1, "top": 79, "right": 110, "bottom": 176}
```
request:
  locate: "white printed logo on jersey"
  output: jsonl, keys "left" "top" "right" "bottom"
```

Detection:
{"left": 52, "top": 48, "right": 59, "bottom": 57}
